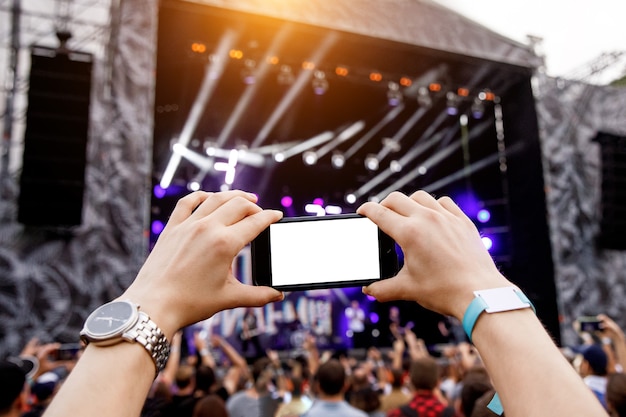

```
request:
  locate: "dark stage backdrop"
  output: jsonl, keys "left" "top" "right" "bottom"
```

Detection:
{"left": 151, "top": 1, "right": 559, "bottom": 344}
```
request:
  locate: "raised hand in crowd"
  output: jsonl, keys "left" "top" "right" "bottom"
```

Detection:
{"left": 598, "top": 314, "right": 626, "bottom": 372}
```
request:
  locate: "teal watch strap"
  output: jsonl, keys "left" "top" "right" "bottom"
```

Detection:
{"left": 462, "top": 296, "right": 488, "bottom": 343}
{"left": 462, "top": 287, "right": 535, "bottom": 343}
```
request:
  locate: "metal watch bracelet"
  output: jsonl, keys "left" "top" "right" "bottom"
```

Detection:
{"left": 130, "top": 312, "right": 170, "bottom": 375}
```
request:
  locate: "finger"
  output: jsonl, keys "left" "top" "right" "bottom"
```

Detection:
{"left": 227, "top": 208, "right": 283, "bottom": 249}
{"left": 362, "top": 270, "right": 414, "bottom": 303}
{"left": 378, "top": 191, "right": 418, "bottom": 216}
{"left": 193, "top": 190, "right": 258, "bottom": 218}
{"left": 437, "top": 195, "right": 464, "bottom": 216}
{"left": 357, "top": 200, "right": 402, "bottom": 235}
{"left": 223, "top": 279, "right": 284, "bottom": 310}
{"left": 168, "top": 191, "right": 212, "bottom": 225}
{"left": 408, "top": 190, "right": 444, "bottom": 212}
{"left": 209, "top": 195, "right": 269, "bottom": 227}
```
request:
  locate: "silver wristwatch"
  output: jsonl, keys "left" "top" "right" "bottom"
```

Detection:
{"left": 80, "top": 300, "right": 170, "bottom": 376}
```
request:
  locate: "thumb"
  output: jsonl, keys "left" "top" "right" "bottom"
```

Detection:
{"left": 363, "top": 271, "right": 414, "bottom": 303}
{"left": 227, "top": 281, "right": 284, "bottom": 309}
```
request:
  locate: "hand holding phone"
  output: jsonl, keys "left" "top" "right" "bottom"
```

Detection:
{"left": 577, "top": 316, "right": 603, "bottom": 333}
{"left": 51, "top": 343, "right": 83, "bottom": 361}
{"left": 251, "top": 214, "right": 399, "bottom": 291}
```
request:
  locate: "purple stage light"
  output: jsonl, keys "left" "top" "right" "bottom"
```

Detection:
{"left": 153, "top": 185, "right": 166, "bottom": 199}
{"left": 369, "top": 312, "right": 379, "bottom": 324}
{"left": 152, "top": 220, "right": 165, "bottom": 235}
{"left": 481, "top": 236, "right": 493, "bottom": 251}
{"left": 281, "top": 196, "right": 293, "bottom": 208}
{"left": 313, "top": 197, "right": 324, "bottom": 206}
{"left": 477, "top": 209, "right": 491, "bottom": 223}
{"left": 455, "top": 192, "right": 481, "bottom": 218}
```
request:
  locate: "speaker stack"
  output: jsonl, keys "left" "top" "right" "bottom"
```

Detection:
{"left": 18, "top": 46, "right": 93, "bottom": 227}
{"left": 594, "top": 131, "right": 626, "bottom": 250}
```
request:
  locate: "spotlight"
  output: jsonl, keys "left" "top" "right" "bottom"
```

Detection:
{"left": 241, "top": 59, "right": 256, "bottom": 84}
{"left": 390, "top": 160, "right": 402, "bottom": 173}
{"left": 429, "top": 82, "right": 442, "bottom": 92}
{"left": 471, "top": 97, "right": 485, "bottom": 119}
{"left": 345, "top": 193, "right": 357, "bottom": 204}
{"left": 369, "top": 72, "right": 383, "bottom": 82}
{"left": 274, "top": 152, "right": 285, "bottom": 162}
{"left": 280, "top": 195, "right": 293, "bottom": 208}
{"left": 153, "top": 185, "right": 166, "bottom": 198}
{"left": 303, "top": 150, "right": 318, "bottom": 165}
{"left": 204, "top": 141, "right": 217, "bottom": 156}
{"left": 335, "top": 66, "right": 349, "bottom": 76}
{"left": 446, "top": 91, "right": 460, "bottom": 115}
{"left": 312, "top": 70, "right": 328, "bottom": 95}
{"left": 151, "top": 220, "right": 165, "bottom": 235}
{"left": 365, "top": 154, "right": 379, "bottom": 171}
{"left": 305, "top": 204, "right": 325, "bottom": 216}
{"left": 482, "top": 236, "right": 493, "bottom": 251}
{"left": 277, "top": 64, "right": 295, "bottom": 85}
{"left": 417, "top": 86, "right": 432, "bottom": 108}
{"left": 479, "top": 90, "right": 496, "bottom": 101}
{"left": 229, "top": 49, "right": 243, "bottom": 59}
{"left": 325, "top": 205, "right": 342, "bottom": 215}
{"left": 457, "top": 87, "right": 470, "bottom": 97}
{"left": 331, "top": 152, "right": 345, "bottom": 169}
{"left": 369, "top": 312, "right": 379, "bottom": 324}
{"left": 382, "top": 137, "right": 401, "bottom": 153}
{"left": 387, "top": 81, "right": 403, "bottom": 106}
{"left": 188, "top": 180, "right": 201, "bottom": 191}
{"left": 477, "top": 208, "right": 491, "bottom": 223}
{"left": 190, "top": 42, "right": 207, "bottom": 54}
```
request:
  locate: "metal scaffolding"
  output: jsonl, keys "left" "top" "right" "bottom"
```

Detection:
{"left": 0, "top": 0, "right": 112, "bottom": 185}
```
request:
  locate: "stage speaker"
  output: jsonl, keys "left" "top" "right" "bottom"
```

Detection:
{"left": 594, "top": 131, "right": 626, "bottom": 250}
{"left": 18, "top": 46, "right": 93, "bottom": 227}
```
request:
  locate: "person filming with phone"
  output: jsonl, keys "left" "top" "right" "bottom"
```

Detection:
{"left": 41, "top": 190, "right": 608, "bottom": 417}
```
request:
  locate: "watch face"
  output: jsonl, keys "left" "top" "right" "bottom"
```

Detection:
{"left": 85, "top": 301, "right": 137, "bottom": 338}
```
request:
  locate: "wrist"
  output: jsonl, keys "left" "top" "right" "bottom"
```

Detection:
{"left": 449, "top": 273, "right": 512, "bottom": 321}
{"left": 115, "top": 292, "right": 180, "bottom": 341}
{"left": 462, "top": 287, "right": 535, "bottom": 343}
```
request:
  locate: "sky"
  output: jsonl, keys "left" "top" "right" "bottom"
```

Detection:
{"left": 434, "top": 0, "right": 626, "bottom": 84}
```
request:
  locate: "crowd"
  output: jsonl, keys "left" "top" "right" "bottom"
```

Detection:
{"left": 3, "top": 312, "right": 626, "bottom": 417}
{"left": 0, "top": 190, "right": 621, "bottom": 417}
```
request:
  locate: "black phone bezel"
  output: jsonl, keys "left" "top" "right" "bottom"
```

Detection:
{"left": 251, "top": 213, "right": 399, "bottom": 291}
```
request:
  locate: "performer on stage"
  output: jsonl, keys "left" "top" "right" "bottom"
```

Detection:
{"left": 345, "top": 299, "right": 367, "bottom": 349}
{"left": 239, "top": 307, "right": 264, "bottom": 359}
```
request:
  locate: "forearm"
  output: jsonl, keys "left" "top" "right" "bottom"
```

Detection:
{"left": 611, "top": 333, "right": 626, "bottom": 371}
{"left": 218, "top": 338, "right": 247, "bottom": 369}
{"left": 44, "top": 343, "right": 155, "bottom": 417}
{"left": 472, "top": 309, "right": 608, "bottom": 417}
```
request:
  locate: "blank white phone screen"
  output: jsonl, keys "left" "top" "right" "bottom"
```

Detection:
{"left": 269, "top": 217, "right": 381, "bottom": 286}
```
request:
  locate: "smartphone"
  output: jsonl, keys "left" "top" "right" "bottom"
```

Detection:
{"left": 51, "top": 343, "right": 82, "bottom": 361}
{"left": 577, "top": 316, "right": 602, "bottom": 333}
{"left": 251, "top": 214, "right": 399, "bottom": 291}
